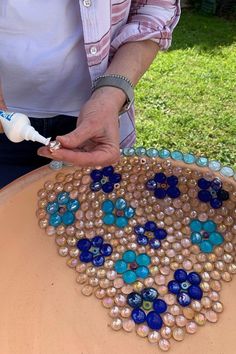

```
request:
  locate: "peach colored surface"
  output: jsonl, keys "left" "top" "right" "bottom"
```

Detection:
{"left": 0, "top": 165, "right": 235, "bottom": 354}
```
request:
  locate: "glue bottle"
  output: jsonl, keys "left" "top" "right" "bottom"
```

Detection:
{"left": 0, "top": 110, "right": 51, "bottom": 145}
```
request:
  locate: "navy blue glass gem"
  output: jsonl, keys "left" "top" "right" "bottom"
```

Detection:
{"left": 79, "top": 251, "right": 93, "bottom": 263}
{"left": 131, "top": 308, "right": 146, "bottom": 324}
{"left": 109, "top": 173, "right": 122, "bottom": 184}
{"left": 198, "top": 190, "right": 212, "bottom": 202}
{"left": 145, "top": 221, "right": 157, "bottom": 232}
{"left": 167, "top": 186, "right": 180, "bottom": 198}
{"left": 90, "top": 181, "right": 102, "bottom": 192}
{"left": 90, "top": 169, "right": 103, "bottom": 182}
{"left": 149, "top": 238, "right": 161, "bottom": 249}
{"left": 187, "top": 272, "right": 201, "bottom": 285}
{"left": 93, "top": 255, "right": 105, "bottom": 267}
{"left": 146, "top": 179, "right": 157, "bottom": 191}
{"left": 153, "top": 299, "right": 167, "bottom": 314}
{"left": 217, "top": 189, "right": 229, "bottom": 201}
{"left": 154, "top": 173, "right": 166, "bottom": 183}
{"left": 177, "top": 292, "right": 191, "bottom": 307}
{"left": 134, "top": 225, "right": 145, "bottom": 235}
{"left": 211, "top": 178, "right": 222, "bottom": 191}
{"left": 198, "top": 178, "right": 211, "bottom": 189}
{"left": 77, "top": 239, "right": 91, "bottom": 251}
{"left": 141, "top": 287, "right": 158, "bottom": 301}
{"left": 188, "top": 285, "right": 203, "bottom": 300}
{"left": 154, "top": 228, "right": 167, "bottom": 240}
{"left": 167, "top": 175, "right": 178, "bottom": 186}
{"left": 100, "top": 243, "right": 113, "bottom": 256}
{"left": 210, "top": 198, "right": 222, "bottom": 209}
{"left": 102, "top": 166, "right": 114, "bottom": 176}
{"left": 154, "top": 188, "right": 166, "bottom": 199}
{"left": 92, "top": 236, "right": 103, "bottom": 248}
{"left": 137, "top": 235, "right": 149, "bottom": 246}
{"left": 174, "top": 269, "right": 187, "bottom": 282}
{"left": 168, "top": 280, "right": 181, "bottom": 294}
{"left": 102, "top": 182, "right": 114, "bottom": 193}
{"left": 127, "top": 292, "right": 143, "bottom": 308}
{"left": 146, "top": 311, "right": 163, "bottom": 330}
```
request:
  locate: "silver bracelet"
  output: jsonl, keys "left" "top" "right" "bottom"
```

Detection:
{"left": 92, "top": 74, "right": 135, "bottom": 114}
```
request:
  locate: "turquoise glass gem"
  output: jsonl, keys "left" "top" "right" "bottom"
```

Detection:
{"left": 49, "top": 160, "right": 63, "bottom": 170}
{"left": 190, "top": 220, "right": 202, "bottom": 232}
{"left": 191, "top": 232, "right": 202, "bottom": 244}
{"left": 49, "top": 213, "right": 62, "bottom": 227}
{"left": 123, "top": 250, "right": 136, "bottom": 263}
{"left": 146, "top": 148, "right": 159, "bottom": 158}
{"left": 46, "top": 202, "right": 59, "bottom": 215}
{"left": 203, "top": 220, "right": 216, "bottom": 233}
{"left": 62, "top": 211, "right": 75, "bottom": 225}
{"left": 115, "top": 260, "right": 127, "bottom": 274}
{"left": 183, "top": 153, "right": 196, "bottom": 164}
{"left": 67, "top": 199, "right": 80, "bottom": 212}
{"left": 124, "top": 206, "right": 135, "bottom": 218}
{"left": 123, "top": 270, "right": 137, "bottom": 284}
{"left": 220, "top": 166, "right": 234, "bottom": 177}
{"left": 136, "top": 253, "right": 151, "bottom": 266}
{"left": 115, "top": 198, "right": 127, "bottom": 210}
{"left": 103, "top": 214, "right": 115, "bottom": 225}
{"left": 102, "top": 200, "right": 114, "bottom": 213}
{"left": 136, "top": 266, "right": 149, "bottom": 279}
{"left": 57, "top": 192, "right": 70, "bottom": 205}
{"left": 208, "top": 160, "right": 221, "bottom": 171}
{"left": 200, "top": 240, "right": 213, "bottom": 253}
{"left": 116, "top": 216, "right": 128, "bottom": 228}
{"left": 159, "top": 149, "right": 170, "bottom": 159}
{"left": 135, "top": 147, "right": 146, "bottom": 156}
{"left": 209, "top": 232, "right": 224, "bottom": 246}
{"left": 196, "top": 157, "right": 208, "bottom": 167}
{"left": 123, "top": 147, "right": 135, "bottom": 156}
{"left": 171, "top": 150, "right": 183, "bottom": 161}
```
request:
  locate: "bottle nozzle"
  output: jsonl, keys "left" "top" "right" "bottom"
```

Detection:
{"left": 20, "top": 125, "right": 51, "bottom": 145}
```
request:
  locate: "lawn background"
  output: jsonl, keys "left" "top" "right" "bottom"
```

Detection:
{"left": 135, "top": 10, "right": 236, "bottom": 168}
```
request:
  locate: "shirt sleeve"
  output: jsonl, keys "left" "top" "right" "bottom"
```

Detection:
{"left": 110, "top": 0, "right": 181, "bottom": 53}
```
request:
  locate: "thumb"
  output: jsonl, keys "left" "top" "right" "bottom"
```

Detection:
{"left": 56, "top": 124, "right": 92, "bottom": 149}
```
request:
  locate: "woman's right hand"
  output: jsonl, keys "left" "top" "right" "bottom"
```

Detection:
{"left": 0, "top": 85, "right": 7, "bottom": 133}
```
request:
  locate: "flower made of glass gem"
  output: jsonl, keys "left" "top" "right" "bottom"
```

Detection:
{"left": 190, "top": 219, "right": 224, "bottom": 253}
{"left": 146, "top": 172, "right": 180, "bottom": 199}
{"left": 168, "top": 269, "right": 203, "bottom": 307}
{"left": 134, "top": 221, "right": 167, "bottom": 249}
{"left": 77, "top": 236, "right": 113, "bottom": 267}
{"left": 114, "top": 250, "right": 151, "bottom": 284}
{"left": 102, "top": 198, "right": 135, "bottom": 228}
{"left": 197, "top": 177, "right": 229, "bottom": 209}
{"left": 127, "top": 287, "right": 167, "bottom": 330}
{"left": 90, "top": 166, "right": 122, "bottom": 193}
{"left": 46, "top": 191, "right": 80, "bottom": 227}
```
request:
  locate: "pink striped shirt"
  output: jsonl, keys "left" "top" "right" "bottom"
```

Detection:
{"left": 80, "top": 0, "right": 181, "bottom": 147}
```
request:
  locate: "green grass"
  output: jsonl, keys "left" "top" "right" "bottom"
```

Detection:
{"left": 135, "top": 10, "right": 236, "bottom": 168}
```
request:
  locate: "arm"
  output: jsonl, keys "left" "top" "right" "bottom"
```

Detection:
{"left": 0, "top": 84, "right": 7, "bottom": 133}
{"left": 38, "top": 1, "right": 180, "bottom": 166}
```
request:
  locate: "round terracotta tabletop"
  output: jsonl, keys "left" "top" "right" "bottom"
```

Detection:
{"left": 0, "top": 164, "right": 235, "bottom": 354}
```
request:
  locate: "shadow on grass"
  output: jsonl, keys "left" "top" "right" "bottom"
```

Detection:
{"left": 170, "top": 10, "right": 236, "bottom": 52}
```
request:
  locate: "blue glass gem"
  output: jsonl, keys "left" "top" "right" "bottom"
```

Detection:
{"left": 209, "top": 232, "right": 224, "bottom": 245}
{"left": 124, "top": 207, "right": 135, "bottom": 218}
{"left": 154, "top": 188, "right": 166, "bottom": 199}
{"left": 187, "top": 272, "right": 201, "bottom": 285}
{"left": 208, "top": 160, "right": 221, "bottom": 171}
{"left": 217, "top": 189, "right": 229, "bottom": 201}
{"left": 102, "top": 166, "right": 114, "bottom": 176}
{"left": 123, "top": 270, "right": 137, "bottom": 284}
{"left": 136, "top": 254, "right": 151, "bottom": 266}
{"left": 102, "top": 182, "right": 114, "bottom": 193}
{"left": 191, "top": 232, "right": 202, "bottom": 244}
{"left": 198, "top": 190, "right": 212, "bottom": 202}
{"left": 109, "top": 173, "right": 122, "bottom": 184}
{"left": 137, "top": 235, "right": 149, "bottom": 246}
{"left": 188, "top": 285, "right": 203, "bottom": 300}
{"left": 116, "top": 217, "right": 128, "bottom": 228}
{"left": 159, "top": 149, "right": 170, "bottom": 159}
{"left": 115, "top": 198, "right": 127, "bottom": 210}
{"left": 80, "top": 251, "right": 93, "bottom": 263}
{"left": 93, "top": 255, "right": 105, "bottom": 267}
{"left": 146, "top": 179, "right": 157, "bottom": 191}
{"left": 123, "top": 250, "right": 136, "bottom": 263}
{"left": 134, "top": 225, "right": 145, "bottom": 235}
{"left": 127, "top": 292, "right": 143, "bottom": 308}
{"left": 190, "top": 220, "right": 202, "bottom": 232}
{"left": 115, "top": 260, "right": 127, "bottom": 273}
{"left": 210, "top": 198, "right": 222, "bottom": 209}
{"left": 90, "top": 169, "right": 103, "bottom": 181}
{"left": 123, "top": 147, "right": 135, "bottom": 156}
{"left": 77, "top": 239, "right": 91, "bottom": 251}
{"left": 167, "top": 186, "right": 180, "bottom": 198}
{"left": 141, "top": 288, "right": 158, "bottom": 301}
{"left": 92, "top": 236, "right": 103, "bottom": 248}
{"left": 145, "top": 221, "right": 157, "bottom": 232}
{"left": 177, "top": 292, "right": 191, "bottom": 307}
{"left": 100, "top": 243, "right": 113, "bottom": 256}
{"left": 49, "top": 213, "right": 62, "bottom": 227}
{"left": 154, "top": 173, "right": 166, "bottom": 183}
{"left": 103, "top": 214, "right": 115, "bottom": 225}
{"left": 167, "top": 175, "right": 178, "bottom": 186}
{"left": 196, "top": 157, "right": 208, "bottom": 167}
{"left": 154, "top": 228, "right": 167, "bottom": 240}
{"left": 153, "top": 299, "right": 167, "bottom": 314}
{"left": 132, "top": 308, "right": 146, "bottom": 324}
{"left": 149, "top": 238, "right": 161, "bottom": 249}
{"left": 57, "top": 192, "right": 70, "bottom": 205}
{"left": 146, "top": 148, "right": 159, "bottom": 158}
{"left": 183, "top": 153, "right": 196, "bottom": 164}
{"left": 203, "top": 220, "right": 216, "bottom": 232}
{"left": 46, "top": 202, "right": 59, "bottom": 214}
{"left": 135, "top": 147, "right": 146, "bottom": 156}
{"left": 220, "top": 166, "right": 234, "bottom": 177}
{"left": 90, "top": 181, "right": 102, "bottom": 192}
{"left": 198, "top": 178, "right": 211, "bottom": 190}
{"left": 102, "top": 200, "right": 114, "bottom": 213}
{"left": 200, "top": 240, "right": 213, "bottom": 253}
{"left": 174, "top": 269, "right": 187, "bottom": 282}
{"left": 171, "top": 150, "right": 183, "bottom": 161}
{"left": 168, "top": 280, "right": 181, "bottom": 294}
{"left": 211, "top": 178, "right": 222, "bottom": 191}
{"left": 146, "top": 311, "right": 163, "bottom": 330}
{"left": 135, "top": 266, "right": 149, "bottom": 279}
{"left": 67, "top": 199, "right": 80, "bottom": 212}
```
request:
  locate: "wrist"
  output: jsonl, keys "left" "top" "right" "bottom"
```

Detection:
{"left": 90, "top": 86, "right": 126, "bottom": 114}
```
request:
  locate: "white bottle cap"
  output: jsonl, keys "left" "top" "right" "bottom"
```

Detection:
{"left": 20, "top": 125, "right": 51, "bottom": 145}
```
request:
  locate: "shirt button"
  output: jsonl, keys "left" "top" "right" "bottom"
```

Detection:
{"left": 83, "top": 0, "right": 91, "bottom": 7}
{"left": 90, "top": 46, "right": 97, "bottom": 55}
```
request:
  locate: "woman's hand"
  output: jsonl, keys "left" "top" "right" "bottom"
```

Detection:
{"left": 38, "top": 87, "right": 125, "bottom": 167}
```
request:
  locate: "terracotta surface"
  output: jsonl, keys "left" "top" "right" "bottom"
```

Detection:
{"left": 0, "top": 165, "right": 235, "bottom": 354}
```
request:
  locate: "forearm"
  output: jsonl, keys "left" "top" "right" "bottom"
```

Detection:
{"left": 91, "top": 40, "right": 159, "bottom": 112}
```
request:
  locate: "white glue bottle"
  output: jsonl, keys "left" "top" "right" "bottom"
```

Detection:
{"left": 0, "top": 110, "right": 51, "bottom": 145}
